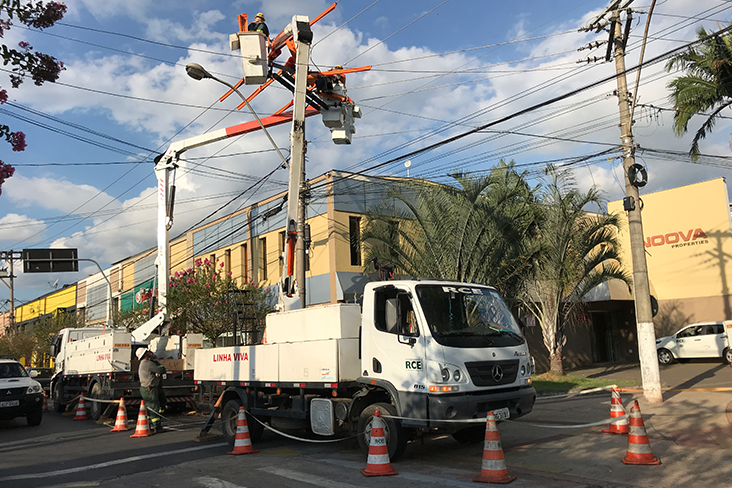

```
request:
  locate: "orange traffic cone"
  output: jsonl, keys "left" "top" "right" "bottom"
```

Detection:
{"left": 110, "top": 398, "right": 130, "bottom": 432}
{"left": 621, "top": 400, "right": 660, "bottom": 465}
{"left": 130, "top": 400, "right": 152, "bottom": 438}
{"left": 228, "top": 406, "right": 259, "bottom": 455}
{"left": 602, "top": 387, "right": 629, "bottom": 434}
{"left": 73, "top": 396, "right": 88, "bottom": 420}
{"left": 473, "top": 411, "right": 516, "bottom": 484}
{"left": 42, "top": 392, "right": 49, "bottom": 413}
{"left": 360, "top": 410, "right": 398, "bottom": 477}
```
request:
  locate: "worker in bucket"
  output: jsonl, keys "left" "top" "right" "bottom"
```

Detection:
{"left": 136, "top": 347, "right": 167, "bottom": 433}
{"left": 248, "top": 12, "right": 269, "bottom": 37}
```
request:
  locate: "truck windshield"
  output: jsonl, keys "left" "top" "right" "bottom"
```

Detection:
{"left": 415, "top": 284, "right": 524, "bottom": 348}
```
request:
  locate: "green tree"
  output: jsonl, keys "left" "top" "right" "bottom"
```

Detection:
{"left": 166, "top": 257, "right": 272, "bottom": 343}
{"left": 522, "top": 168, "right": 631, "bottom": 375}
{"left": 0, "top": 1, "right": 66, "bottom": 193}
{"left": 31, "top": 309, "right": 79, "bottom": 364}
{"left": 362, "top": 161, "right": 540, "bottom": 300}
{"left": 666, "top": 25, "right": 732, "bottom": 160}
{"left": 0, "top": 328, "right": 35, "bottom": 363}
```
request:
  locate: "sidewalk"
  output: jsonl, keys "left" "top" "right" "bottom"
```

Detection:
{"left": 495, "top": 363, "right": 732, "bottom": 487}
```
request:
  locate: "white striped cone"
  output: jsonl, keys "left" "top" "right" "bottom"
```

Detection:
{"left": 42, "top": 393, "right": 49, "bottom": 413}
{"left": 228, "top": 407, "right": 258, "bottom": 455}
{"left": 130, "top": 401, "right": 152, "bottom": 437}
{"left": 473, "top": 411, "right": 516, "bottom": 484}
{"left": 602, "top": 388, "right": 629, "bottom": 434}
{"left": 622, "top": 400, "right": 660, "bottom": 465}
{"left": 361, "top": 410, "right": 397, "bottom": 477}
{"left": 111, "top": 398, "right": 130, "bottom": 432}
{"left": 73, "top": 397, "right": 88, "bottom": 420}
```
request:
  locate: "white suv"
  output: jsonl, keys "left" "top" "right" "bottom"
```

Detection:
{"left": 0, "top": 358, "right": 44, "bottom": 426}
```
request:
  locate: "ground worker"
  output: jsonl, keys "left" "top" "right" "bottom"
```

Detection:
{"left": 248, "top": 12, "right": 269, "bottom": 37}
{"left": 136, "top": 347, "right": 167, "bottom": 433}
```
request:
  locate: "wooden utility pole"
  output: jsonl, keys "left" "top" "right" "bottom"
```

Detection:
{"left": 611, "top": 7, "right": 662, "bottom": 403}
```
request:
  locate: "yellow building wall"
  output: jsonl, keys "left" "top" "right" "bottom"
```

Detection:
{"left": 45, "top": 286, "right": 76, "bottom": 311}
{"left": 121, "top": 261, "right": 135, "bottom": 292}
{"left": 170, "top": 240, "right": 189, "bottom": 277}
{"left": 609, "top": 178, "right": 732, "bottom": 301}
{"left": 331, "top": 210, "right": 366, "bottom": 274}
{"left": 307, "top": 213, "right": 332, "bottom": 277}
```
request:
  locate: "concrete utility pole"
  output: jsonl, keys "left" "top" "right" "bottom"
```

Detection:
{"left": 0, "top": 250, "right": 20, "bottom": 329}
{"left": 610, "top": 8, "right": 662, "bottom": 403}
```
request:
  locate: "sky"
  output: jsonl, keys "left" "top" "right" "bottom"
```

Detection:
{"left": 1, "top": 0, "right": 731, "bottom": 305}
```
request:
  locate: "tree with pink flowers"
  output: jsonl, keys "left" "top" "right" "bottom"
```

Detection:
{"left": 166, "top": 257, "right": 272, "bottom": 343}
{"left": 0, "top": 1, "right": 67, "bottom": 194}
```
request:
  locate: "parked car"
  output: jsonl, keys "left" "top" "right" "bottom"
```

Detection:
{"left": 0, "top": 358, "right": 44, "bottom": 426}
{"left": 655, "top": 322, "right": 732, "bottom": 364}
{"left": 26, "top": 367, "right": 53, "bottom": 394}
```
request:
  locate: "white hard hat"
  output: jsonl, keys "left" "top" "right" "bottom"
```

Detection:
{"left": 135, "top": 348, "right": 148, "bottom": 360}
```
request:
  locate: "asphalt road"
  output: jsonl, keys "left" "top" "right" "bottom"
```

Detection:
{"left": 1, "top": 361, "right": 730, "bottom": 488}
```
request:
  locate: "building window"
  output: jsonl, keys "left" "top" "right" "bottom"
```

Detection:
{"left": 349, "top": 216, "right": 362, "bottom": 266}
{"left": 259, "top": 238, "right": 267, "bottom": 281}
{"left": 241, "top": 244, "right": 248, "bottom": 283}
{"left": 224, "top": 249, "right": 231, "bottom": 277}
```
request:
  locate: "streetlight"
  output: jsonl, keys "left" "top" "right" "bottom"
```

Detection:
{"left": 185, "top": 63, "right": 289, "bottom": 168}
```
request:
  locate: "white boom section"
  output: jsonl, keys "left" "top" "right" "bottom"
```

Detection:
{"left": 279, "top": 15, "right": 312, "bottom": 311}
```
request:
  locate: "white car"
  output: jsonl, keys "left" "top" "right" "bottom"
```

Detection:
{"left": 655, "top": 322, "right": 732, "bottom": 364}
{"left": 0, "top": 358, "right": 44, "bottom": 426}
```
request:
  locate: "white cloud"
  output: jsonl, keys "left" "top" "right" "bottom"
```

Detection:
{"left": 0, "top": 214, "right": 47, "bottom": 242}
{"left": 4, "top": 175, "right": 120, "bottom": 213}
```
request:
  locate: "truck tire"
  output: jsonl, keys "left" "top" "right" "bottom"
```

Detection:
{"left": 88, "top": 383, "right": 103, "bottom": 421}
{"left": 221, "top": 399, "right": 264, "bottom": 445}
{"left": 357, "top": 402, "right": 408, "bottom": 462}
{"left": 53, "top": 382, "right": 65, "bottom": 413}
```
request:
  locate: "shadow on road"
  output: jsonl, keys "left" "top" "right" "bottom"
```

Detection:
{"left": 663, "top": 363, "right": 728, "bottom": 400}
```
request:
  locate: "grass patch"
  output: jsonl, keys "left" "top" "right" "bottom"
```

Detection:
{"left": 532, "top": 372, "right": 639, "bottom": 394}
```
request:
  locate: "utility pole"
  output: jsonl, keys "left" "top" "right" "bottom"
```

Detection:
{"left": 610, "top": 6, "right": 662, "bottom": 403}
{"left": 0, "top": 250, "right": 20, "bottom": 330}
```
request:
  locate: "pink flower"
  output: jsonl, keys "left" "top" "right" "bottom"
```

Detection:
{"left": 187, "top": 268, "right": 192, "bottom": 273}
{"left": 0, "top": 89, "right": 7, "bottom": 104}
{"left": 195, "top": 259, "right": 202, "bottom": 266}
{"left": 18, "top": 41, "right": 31, "bottom": 49}
{"left": 228, "top": 271, "right": 233, "bottom": 276}
{"left": 10, "top": 131, "right": 26, "bottom": 152}
{"left": 220, "top": 262, "right": 224, "bottom": 268}
{"left": 215, "top": 301, "right": 219, "bottom": 306}
{"left": 192, "top": 279, "right": 196, "bottom": 283}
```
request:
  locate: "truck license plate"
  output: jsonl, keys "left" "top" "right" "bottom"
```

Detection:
{"left": 0, "top": 400, "right": 19, "bottom": 408}
{"left": 492, "top": 407, "right": 510, "bottom": 420}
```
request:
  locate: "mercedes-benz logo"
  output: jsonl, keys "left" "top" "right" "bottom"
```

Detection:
{"left": 491, "top": 365, "right": 504, "bottom": 382}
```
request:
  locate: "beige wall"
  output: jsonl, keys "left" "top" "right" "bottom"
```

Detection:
{"left": 609, "top": 178, "right": 732, "bottom": 326}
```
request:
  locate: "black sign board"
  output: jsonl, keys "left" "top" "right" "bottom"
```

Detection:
{"left": 22, "top": 248, "right": 79, "bottom": 273}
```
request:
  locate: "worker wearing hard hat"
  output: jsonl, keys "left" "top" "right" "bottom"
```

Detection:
{"left": 136, "top": 347, "right": 167, "bottom": 433}
{"left": 332, "top": 65, "right": 345, "bottom": 84}
{"left": 248, "top": 12, "right": 269, "bottom": 37}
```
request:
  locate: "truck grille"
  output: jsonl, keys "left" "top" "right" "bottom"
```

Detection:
{"left": 465, "top": 360, "right": 519, "bottom": 387}
{"left": 0, "top": 387, "right": 27, "bottom": 399}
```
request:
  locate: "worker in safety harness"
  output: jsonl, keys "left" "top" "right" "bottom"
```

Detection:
{"left": 248, "top": 12, "right": 269, "bottom": 37}
{"left": 136, "top": 347, "right": 167, "bottom": 433}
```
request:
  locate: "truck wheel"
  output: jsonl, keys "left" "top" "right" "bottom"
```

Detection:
{"left": 89, "top": 383, "right": 103, "bottom": 420}
{"left": 657, "top": 348, "right": 673, "bottom": 365}
{"left": 221, "top": 399, "right": 264, "bottom": 445}
{"left": 53, "top": 382, "right": 65, "bottom": 413}
{"left": 357, "top": 402, "right": 408, "bottom": 462}
{"left": 452, "top": 425, "right": 485, "bottom": 444}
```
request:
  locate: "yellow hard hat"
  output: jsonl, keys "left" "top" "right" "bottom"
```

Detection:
{"left": 255, "top": 12, "right": 265, "bottom": 20}
{"left": 335, "top": 65, "right": 343, "bottom": 70}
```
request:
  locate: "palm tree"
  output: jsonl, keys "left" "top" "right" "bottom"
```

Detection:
{"left": 362, "top": 160, "right": 540, "bottom": 301}
{"left": 666, "top": 25, "right": 732, "bottom": 160}
{"left": 522, "top": 168, "right": 631, "bottom": 375}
